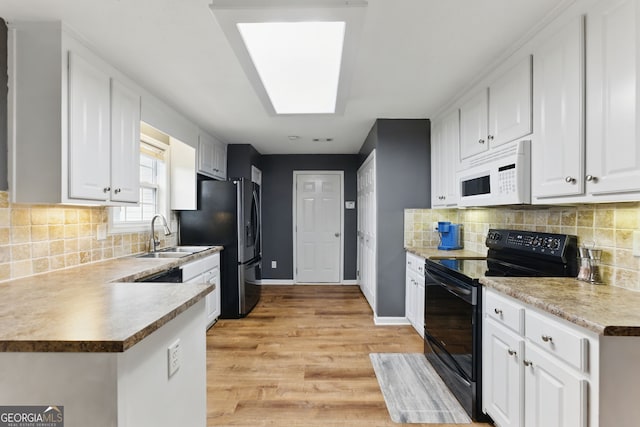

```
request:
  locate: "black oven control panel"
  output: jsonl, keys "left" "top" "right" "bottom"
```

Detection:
{"left": 486, "top": 229, "right": 577, "bottom": 258}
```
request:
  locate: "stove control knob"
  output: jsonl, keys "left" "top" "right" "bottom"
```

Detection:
{"left": 494, "top": 232, "right": 501, "bottom": 241}
{"left": 551, "top": 238, "right": 561, "bottom": 250}
{"left": 532, "top": 237, "right": 542, "bottom": 247}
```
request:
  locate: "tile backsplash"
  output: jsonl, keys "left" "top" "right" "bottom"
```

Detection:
{"left": 405, "top": 203, "right": 640, "bottom": 291}
{"left": 0, "top": 191, "right": 177, "bottom": 281}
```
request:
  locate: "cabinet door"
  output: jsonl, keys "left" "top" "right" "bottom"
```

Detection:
{"left": 68, "top": 51, "right": 111, "bottom": 201}
{"left": 484, "top": 318, "right": 524, "bottom": 427}
{"left": 460, "top": 89, "right": 489, "bottom": 159}
{"left": 204, "top": 267, "right": 221, "bottom": 327}
{"left": 197, "top": 135, "right": 215, "bottom": 177}
{"left": 431, "top": 110, "right": 460, "bottom": 207}
{"left": 430, "top": 120, "right": 445, "bottom": 207}
{"left": 357, "top": 152, "right": 376, "bottom": 311}
{"left": 415, "top": 281, "right": 425, "bottom": 338}
{"left": 524, "top": 344, "right": 587, "bottom": 427}
{"left": 533, "top": 16, "right": 585, "bottom": 199}
{"left": 110, "top": 79, "right": 140, "bottom": 203}
{"left": 405, "top": 268, "right": 416, "bottom": 327}
{"left": 586, "top": 0, "right": 640, "bottom": 195}
{"left": 212, "top": 141, "right": 227, "bottom": 180}
{"left": 489, "top": 56, "right": 532, "bottom": 148}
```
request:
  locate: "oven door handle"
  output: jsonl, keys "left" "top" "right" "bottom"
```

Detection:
{"left": 424, "top": 333, "right": 472, "bottom": 385}
{"left": 425, "top": 268, "right": 473, "bottom": 302}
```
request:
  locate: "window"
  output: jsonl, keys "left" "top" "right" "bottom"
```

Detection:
{"left": 109, "top": 137, "right": 169, "bottom": 233}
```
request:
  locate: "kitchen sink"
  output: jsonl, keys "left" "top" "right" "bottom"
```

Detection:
{"left": 134, "top": 245, "right": 214, "bottom": 259}
{"left": 158, "top": 246, "right": 215, "bottom": 253}
{"left": 136, "top": 252, "right": 190, "bottom": 259}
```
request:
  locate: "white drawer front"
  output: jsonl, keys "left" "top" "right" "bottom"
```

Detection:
{"left": 485, "top": 290, "right": 525, "bottom": 335}
{"left": 525, "top": 310, "right": 589, "bottom": 373}
{"left": 406, "top": 252, "right": 425, "bottom": 279}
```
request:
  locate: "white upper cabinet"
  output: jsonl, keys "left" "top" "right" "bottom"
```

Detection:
{"left": 198, "top": 132, "right": 227, "bottom": 180}
{"left": 489, "top": 56, "right": 532, "bottom": 148}
{"left": 460, "top": 56, "right": 532, "bottom": 161}
{"left": 532, "top": 16, "right": 585, "bottom": 199}
{"left": 8, "top": 22, "right": 140, "bottom": 205}
{"left": 460, "top": 88, "right": 489, "bottom": 159}
{"left": 67, "top": 51, "right": 111, "bottom": 202}
{"left": 585, "top": 0, "right": 640, "bottom": 197}
{"left": 431, "top": 110, "right": 459, "bottom": 208}
{"left": 532, "top": 0, "right": 640, "bottom": 203}
{"left": 110, "top": 79, "right": 141, "bottom": 203}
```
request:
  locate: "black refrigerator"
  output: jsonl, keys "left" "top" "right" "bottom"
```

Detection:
{"left": 178, "top": 177, "right": 261, "bottom": 318}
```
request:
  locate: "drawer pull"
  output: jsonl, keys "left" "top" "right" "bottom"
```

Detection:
{"left": 523, "top": 360, "right": 533, "bottom": 367}
{"left": 507, "top": 349, "right": 517, "bottom": 357}
{"left": 494, "top": 308, "right": 503, "bottom": 315}
{"left": 541, "top": 335, "right": 553, "bottom": 343}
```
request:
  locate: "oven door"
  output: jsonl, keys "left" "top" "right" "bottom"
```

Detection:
{"left": 424, "top": 273, "right": 476, "bottom": 383}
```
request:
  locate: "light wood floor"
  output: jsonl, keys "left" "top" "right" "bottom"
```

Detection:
{"left": 206, "top": 285, "right": 492, "bottom": 427}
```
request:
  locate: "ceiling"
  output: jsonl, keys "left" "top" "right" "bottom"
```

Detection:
{"left": 1, "top": 0, "right": 565, "bottom": 154}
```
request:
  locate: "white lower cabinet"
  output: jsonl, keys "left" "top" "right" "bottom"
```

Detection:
{"left": 483, "top": 288, "right": 590, "bottom": 427}
{"left": 484, "top": 317, "right": 524, "bottom": 427}
{"left": 523, "top": 344, "right": 587, "bottom": 427}
{"left": 405, "top": 252, "right": 425, "bottom": 338}
{"left": 182, "top": 253, "right": 221, "bottom": 329}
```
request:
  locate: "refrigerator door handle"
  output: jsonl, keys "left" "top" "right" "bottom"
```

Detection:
{"left": 252, "top": 188, "right": 261, "bottom": 253}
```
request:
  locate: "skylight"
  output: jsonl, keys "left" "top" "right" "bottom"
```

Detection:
{"left": 209, "top": 0, "right": 367, "bottom": 116}
{"left": 237, "top": 21, "right": 345, "bottom": 115}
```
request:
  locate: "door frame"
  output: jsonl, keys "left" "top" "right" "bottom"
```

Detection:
{"left": 292, "top": 171, "right": 345, "bottom": 284}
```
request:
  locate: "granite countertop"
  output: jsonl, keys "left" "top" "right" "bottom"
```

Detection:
{"left": 480, "top": 276, "right": 640, "bottom": 336}
{"left": 0, "top": 246, "right": 223, "bottom": 352}
{"left": 405, "top": 246, "right": 487, "bottom": 260}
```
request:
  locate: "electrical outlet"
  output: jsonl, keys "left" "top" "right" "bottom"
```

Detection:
{"left": 633, "top": 230, "right": 640, "bottom": 257}
{"left": 96, "top": 224, "right": 107, "bottom": 241}
{"left": 432, "top": 222, "right": 439, "bottom": 231}
{"left": 167, "top": 339, "right": 181, "bottom": 378}
{"left": 271, "top": 261, "right": 277, "bottom": 269}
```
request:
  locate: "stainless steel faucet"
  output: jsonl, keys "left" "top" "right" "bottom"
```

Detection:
{"left": 150, "top": 214, "right": 172, "bottom": 252}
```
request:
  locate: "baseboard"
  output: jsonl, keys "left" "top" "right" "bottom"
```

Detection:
{"left": 259, "top": 279, "right": 295, "bottom": 285}
{"left": 259, "top": 279, "right": 359, "bottom": 286}
{"left": 374, "top": 315, "right": 411, "bottom": 326}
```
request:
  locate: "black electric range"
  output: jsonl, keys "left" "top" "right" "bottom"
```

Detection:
{"left": 423, "top": 229, "right": 578, "bottom": 422}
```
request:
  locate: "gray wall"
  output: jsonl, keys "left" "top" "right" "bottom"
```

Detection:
{"left": 0, "top": 20, "right": 8, "bottom": 190}
{"left": 359, "top": 119, "right": 431, "bottom": 317}
{"left": 260, "top": 154, "right": 359, "bottom": 281}
{"left": 227, "top": 144, "right": 262, "bottom": 179}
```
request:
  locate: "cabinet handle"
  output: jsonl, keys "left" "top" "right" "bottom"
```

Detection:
{"left": 103, "top": 187, "right": 111, "bottom": 193}
{"left": 478, "top": 139, "right": 485, "bottom": 144}
{"left": 523, "top": 360, "right": 533, "bottom": 367}
{"left": 494, "top": 308, "right": 503, "bottom": 315}
{"left": 488, "top": 134, "right": 494, "bottom": 141}
{"left": 565, "top": 176, "right": 576, "bottom": 184}
{"left": 507, "top": 349, "right": 517, "bottom": 356}
{"left": 541, "top": 335, "right": 553, "bottom": 343}
{"left": 585, "top": 175, "right": 597, "bottom": 182}
{"left": 114, "top": 188, "right": 121, "bottom": 194}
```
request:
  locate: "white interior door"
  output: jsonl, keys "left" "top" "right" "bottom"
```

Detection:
{"left": 295, "top": 173, "right": 342, "bottom": 283}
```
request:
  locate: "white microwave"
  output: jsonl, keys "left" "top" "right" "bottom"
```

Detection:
{"left": 456, "top": 140, "right": 531, "bottom": 207}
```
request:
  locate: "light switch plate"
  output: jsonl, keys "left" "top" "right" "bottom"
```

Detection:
{"left": 633, "top": 230, "right": 640, "bottom": 257}
{"left": 345, "top": 201, "right": 355, "bottom": 209}
{"left": 96, "top": 224, "right": 107, "bottom": 241}
{"left": 168, "top": 339, "right": 181, "bottom": 378}
{"left": 271, "top": 261, "right": 277, "bottom": 269}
